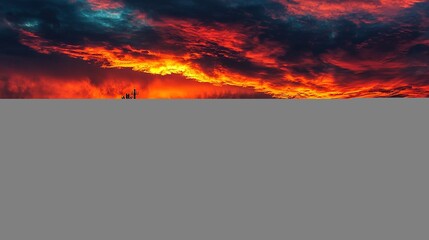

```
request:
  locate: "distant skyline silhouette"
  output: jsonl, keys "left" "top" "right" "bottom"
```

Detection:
{"left": 122, "top": 89, "right": 139, "bottom": 99}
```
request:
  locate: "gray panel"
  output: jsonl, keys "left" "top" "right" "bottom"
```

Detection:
{"left": 1, "top": 100, "right": 428, "bottom": 240}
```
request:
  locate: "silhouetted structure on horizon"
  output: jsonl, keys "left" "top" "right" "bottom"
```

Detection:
{"left": 121, "top": 89, "right": 139, "bottom": 99}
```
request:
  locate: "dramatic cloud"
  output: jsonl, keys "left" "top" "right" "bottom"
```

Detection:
{"left": 1, "top": 0, "right": 428, "bottom": 98}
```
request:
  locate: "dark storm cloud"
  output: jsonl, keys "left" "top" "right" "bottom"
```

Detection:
{"left": 0, "top": 0, "right": 159, "bottom": 47}
{"left": 122, "top": 0, "right": 280, "bottom": 22}
{"left": 1, "top": 0, "right": 429, "bottom": 98}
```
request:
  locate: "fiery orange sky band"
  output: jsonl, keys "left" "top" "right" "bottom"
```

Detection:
{"left": 1, "top": 0, "right": 428, "bottom": 98}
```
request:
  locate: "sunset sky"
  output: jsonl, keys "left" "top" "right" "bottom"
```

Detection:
{"left": 1, "top": 0, "right": 428, "bottom": 98}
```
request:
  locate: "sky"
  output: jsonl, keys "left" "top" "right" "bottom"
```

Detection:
{"left": 0, "top": 0, "right": 428, "bottom": 99}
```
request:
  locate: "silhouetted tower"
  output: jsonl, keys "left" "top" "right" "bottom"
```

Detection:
{"left": 121, "top": 89, "right": 139, "bottom": 99}
{"left": 132, "top": 89, "right": 139, "bottom": 99}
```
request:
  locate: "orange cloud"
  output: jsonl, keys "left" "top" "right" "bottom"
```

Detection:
{"left": 0, "top": 70, "right": 270, "bottom": 99}
{"left": 15, "top": 22, "right": 429, "bottom": 99}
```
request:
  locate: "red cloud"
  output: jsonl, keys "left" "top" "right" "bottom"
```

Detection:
{"left": 86, "top": 0, "right": 124, "bottom": 10}
{"left": 3, "top": 1, "right": 428, "bottom": 99}
{"left": 15, "top": 29, "right": 429, "bottom": 99}
{"left": 276, "top": 0, "right": 425, "bottom": 18}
